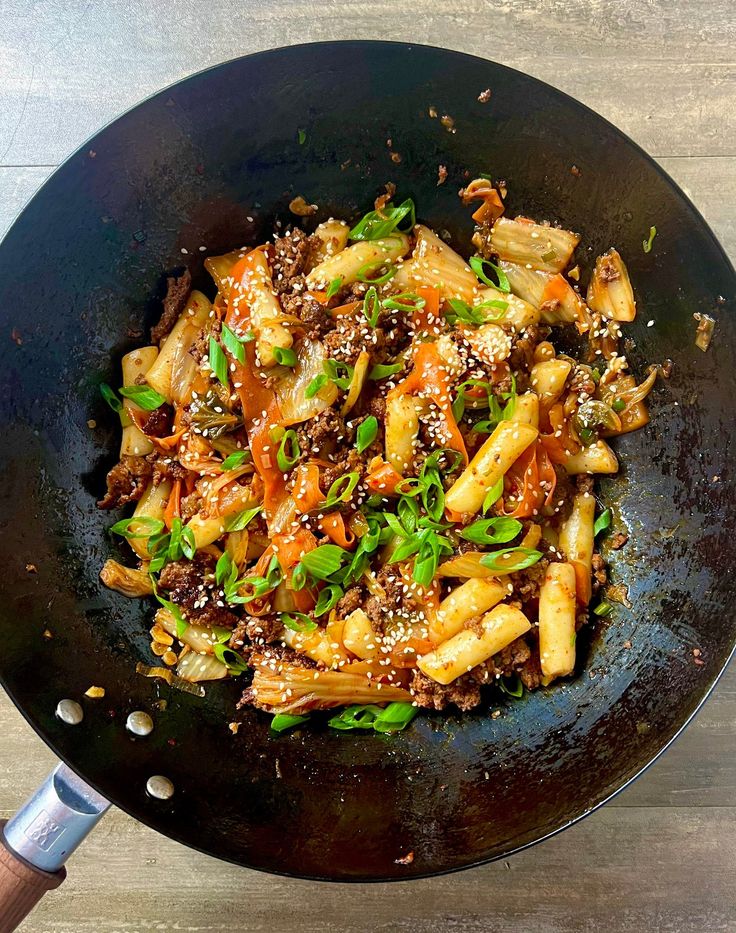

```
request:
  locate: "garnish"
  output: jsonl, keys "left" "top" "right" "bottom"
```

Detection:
{"left": 221, "top": 324, "right": 248, "bottom": 364}
{"left": 612, "top": 398, "right": 626, "bottom": 413}
{"left": 297, "top": 128, "right": 306, "bottom": 145}
{"left": 109, "top": 516, "right": 164, "bottom": 539}
{"left": 479, "top": 547, "right": 543, "bottom": 572}
{"left": 305, "top": 374, "right": 329, "bottom": 398}
{"left": 276, "top": 429, "right": 300, "bottom": 472}
{"left": 314, "top": 584, "right": 343, "bottom": 616}
{"left": 326, "top": 277, "right": 343, "bottom": 299}
{"left": 469, "top": 256, "right": 511, "bottom": 292}
{"left": 281, "top": 612, "right": 318, "bottom": 633}
{"left": 323, "top": 358, "right": 354, "bottom": 390}
{"left": 273, "top": 346, "right": 297, "bottom": 367}
{"left": 445, "top": 297, "right": 507, "bottom": 326}
{"left": 208, "top": 336, "right": 229, "bottom": 386}
{"left": 498, "top": 674, "right": 524, "bottom": 698}
{"left": 482, "top": 476, "right": 504, "bottom": 512}
{"left": 382, "top": 292, "right": 426, "bottom": 313}
{"left": 356, "top": 416, "right": 378, "bottom": 453}
{"left": 271, "top": 713, "right": 310, "bottom": 732}
{"left": 349, "top": 199, "right": 416, "bottom": 241}
{"left": 324, "top": 472, "right": 360, "bottom": 507}
{"left": 368, "top": 362, "right": 403, "bottom": 380}
{"left": 362, "top": 286, "right": 381, "bottom": 327}
{"left": 593, "top": 601, "right": 612, "bottom": 616}
{"left": 100, "top": 383, "right": 131, "bottom": 427}
{"left": 356, "top": 261, "right": 397, "bottom": 285}
{"left": 459, "top": 517, "right": 522, "bottom": 546}
{"left": 642, "top": 225, "right": 657, "bottom": 253}
{"left": 225, "top": 505, "right": 262, "bottom": 532}
{"left": 220, "top": 450, "right": 250, "bottom": 470}
{"left": 296, "top": 544, "right": 350, "bottom": 583}
{"left": 328, "top": 702, "right": 417, "bottom": 733}
{"left": 594, "top": 508, "right": 612, "bottom": 537}
{"left": 119, "top": 385, "right": 166, "bottom": 411}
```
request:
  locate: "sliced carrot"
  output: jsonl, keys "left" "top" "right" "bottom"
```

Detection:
{"left": 163, "top": 479, "right": 182, "bottom": 530}
{"left": 364, "top": 460, "right": 405, "bottom": 496}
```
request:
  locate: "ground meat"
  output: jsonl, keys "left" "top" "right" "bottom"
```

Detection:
{"left": 575, "top": 473, "right": 595, "bottom": 495}
{"left": 592, "top": 553, "right": 607, "bottom": 590}
{"left": 140, "top": 404, "right": 173, "bottom": 438}
{"left": 180, "top": 490, "right": 202, "bottom": 521}
{"left": 151, "top": 269, "right": 191, "bottom": 345}
{"left": 363, "top": 568, "right": 419, "bottom": 632}
{"left": 336, "top": 585, "right": 365, "bottom": 617}
{"left": 146, "top": 453, "right": 188, "bottom": 485}
{"left": 323, "top": 313, "right": 386, "bottom": 366}
{"left": 610, "top": 532, "right": 629, "bottom": 550}
{"left": 159, "top": 553, "right": 239, "bottom": 629}
{"left": 229, "top": 614, "right": 284, "bottom": 648}
{"left": 296, "top": 409, "right": 349, "bottom": 458}
{"left": 270, "top": 229, "right": 319, "bottom": 293}
{"left": 97, "top": 456, "right": 152, "bottom": 509}
{"left": 321, "top": 449, "right": 366, "bottom": 489}
{"left": 189, "top": 318, "right": 221, "bottom": 364}
{"left": 569, "top": 365, "right": 596, "bottom": 399}
{"left": 283, "top": 294, "right": 335, "bottom": 339}
{"left": 379, "top": 312, "right": 413, "bottom": 358}
{"left": 411, "top": 670, "right": 483, "bottom": 711}
{"left": 369, "top": 395, "right": 387, "bottom": 420}
{"left": 508, "top": 557, "right": 550, "bottom": 604}
{"left": 508, "top": 324, "right": 544, "bottom": 373}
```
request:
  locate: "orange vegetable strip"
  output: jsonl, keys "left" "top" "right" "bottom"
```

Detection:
{"left": 163, "top": 479, "right": 182, "bottom": 530}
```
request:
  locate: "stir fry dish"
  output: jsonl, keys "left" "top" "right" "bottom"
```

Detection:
{"left": 98, "top": 181, "right": 658, "bottom": 734}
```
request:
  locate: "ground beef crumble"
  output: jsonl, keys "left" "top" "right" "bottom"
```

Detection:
{"left": 97, "top": 456, "right": 152, "bottom": 509}
{"left": 151, "top": 269, "right": 191, "bottom": 345}
{"left": 159, "top": 553, "right": 239, "bottom": 629}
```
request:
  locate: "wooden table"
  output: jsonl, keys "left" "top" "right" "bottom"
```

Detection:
{"left": 1, "top": 1, "right": 735, "bottom": 929}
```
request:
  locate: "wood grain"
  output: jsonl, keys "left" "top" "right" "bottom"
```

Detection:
{"left": 1, "top": 1, "right": 735, "bottom": 930}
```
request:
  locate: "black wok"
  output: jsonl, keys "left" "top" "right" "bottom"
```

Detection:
{"left": 0, "top": 41, "right": 734, "bottom": 886}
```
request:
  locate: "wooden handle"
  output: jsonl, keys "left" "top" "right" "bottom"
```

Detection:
{"left": 0, "top": 821, "right": 65, "bottom": 933}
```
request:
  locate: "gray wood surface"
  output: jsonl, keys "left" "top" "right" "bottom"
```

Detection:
{"left": 1, "top": 1, "right": 735, "bottom": 930}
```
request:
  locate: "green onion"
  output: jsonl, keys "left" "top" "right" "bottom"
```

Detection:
{"left": 109, "top": 516, "right": 164, "bottom": 539}
{"left": 593, "top": 601, "right": 612, "bottom": 616}
{"left": 372, "top": 702, "right": 418, "bottom": 732}
{"left": 394, "top": 476, "right": 423, "bottom": 497}
{"left": 271, "top": 713, "right": 309, "bottom": 732}
{"left": 149, "top": 575, "right": 189, "bottom": 638}
{"left": 221, "top": 450, "right": 250, "bottom": 470}
{"left": 356, "top": 416, "right": 378, "bottom": 453}
{"left": 349, "top": 198, "right": 415, "bottom": 241}
{"left": 299, "top": 544, "right": 349, "bottom": 581}
{"left": 276, "top": 429, "right": 300, "bottom": 472}
{"left": 215, "top": 551, "right": 236, "bottom": 588}
{"left": 273, "top": 346, "right": 297, "bottom": 367}
{"left": 119, "top": 385, "right": 166, "bottom": 411}
{"left": 579, "top": 427, "right": 594, "bottom": 443}
{"left": 356, "top": 261, "right": 396, "bottom": 285}
{"left": 540, "top": 249, "right": 557, "bottom": 263}
{"left": 221, "top": 324, "right": 247, "bottom": 364}
{"left": 498, "top": 674, "right": 523, "bottom": 698}
{"left": 213, "top": 643, "right": 249, "bottom": 673}
{"left": 100, "top": 383, "right": 131, "bottom": 427}
{"left": 479, "top": 547, "right": 543, "bottom": 572}
{"left": 642, "top": 225, "right": 657, "bottom": 253}
{"left": 397, "top": 495, "right": 419, "bottom": 534}
{"left": 362, "top": 286, "right": 381, "bottom": 327}
{"left": 469, "top": 256, "right": 511, "bottom": 292}
{"left": 482, "top": 476, "right": 504, "bottom": 512}
{"left": 324, "top": 359, "right": 354, "bottom": 391}
{"left": 181, "top": 522, "right": 196, "bottom": 559}
{"left": 281, "top": 612, "right": 317, "bottom": 633}
{"left": 327, "top": 702, "right": 417, "bottom": 733}
{"left": 325, "top": 472, "right": 360, "bottom": 506}
{"left": 459, "top": 516, "right": 522, "bottom": 546}
{"left": 369, "top": 362, "right": 403, "bottom": 380}
{"left": 297, "top": 128, "right": 306, "bottom": 145}
{"left": 594, "top": 508, "right": 612, "bottom": 536}
{"left": 208, "top": 336, "right": 229, "bottom": 386}
{"left": 225, "top": 506, "right": 262, "bottom": 532}
{"left": 612, "top": 398, "right": 626, "bottom": 413}
{"left": 305, "top": 373, "right": 329, "bottom": 399}
{"left": 314, "top": 584, "right": 343, "bottom": 616}
{"left": 326, "top": 277, "right": 342, "bottom": 300}
{"left": 382, "top": 292, "right": 426, "bottom": 313}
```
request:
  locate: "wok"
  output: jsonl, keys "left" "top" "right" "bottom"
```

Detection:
{"left": 0, "top": 39, "right": 734, "bottom": 922}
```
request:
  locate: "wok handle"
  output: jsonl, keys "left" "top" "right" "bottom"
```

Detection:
{"left": 0, "top": 762, "right": 110, "bottom": 931}
{"left": 0, "top": 826, "right": 65, "bottom": 933}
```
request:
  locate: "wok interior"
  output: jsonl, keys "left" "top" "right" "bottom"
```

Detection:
{"left": 0, "top": 42, "right": 734, "bottom": 879}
